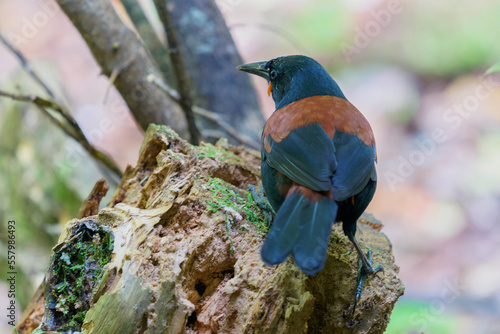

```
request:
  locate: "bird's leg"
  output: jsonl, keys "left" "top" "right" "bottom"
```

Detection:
{"left": 347, "top": 232, "right": 383, "bottom": 316}
{"left": 248, "top": 185, "right": 275, "bottom": 227}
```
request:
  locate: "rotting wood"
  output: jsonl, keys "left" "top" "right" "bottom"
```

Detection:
{"left": 22, "top": 124, "right": 403, "bottom": 334}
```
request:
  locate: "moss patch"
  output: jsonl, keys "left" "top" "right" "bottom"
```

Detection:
{"left": 197, "top": 142, "right": 242, "bottom": 162}
{"left": 203, "top": 177, "right": 267, "bottom": 232}
{"left": 43, "top": 220, "right": 113, "bottom": 332}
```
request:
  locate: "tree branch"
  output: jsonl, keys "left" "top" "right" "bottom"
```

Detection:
{"left": 55, "top": 0, "right": 188, "bottom": 137}
{"left": 0, "top": 33, "right": 55, "bottom": 98}
{"left": 192, "top": 105, "right": 259, "bottom": 150}
{"left": 120, "top": 0, "right": 173, "bottom": 81}
{"left": 147, "top": 74, "right": 259, "bottom": 149}
{"left": 163, "top": 0, "right": 264, "bottom": 144}
{"left": 153, "top": 0, "right": 202, "bottom": 145}
{"left": 0, "top": 90, "right": 123, "bottom": 178}
{"left": 146, "top": 73, "right": 180, "bottom": 102}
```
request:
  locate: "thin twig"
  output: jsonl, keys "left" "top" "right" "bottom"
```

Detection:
{"left": 153, "top": 0, "right": 201, "bottom": 145}
{"left": 0, "top": 33, "right": 55, "bottom": 98}
{"left": 0, "top": 35, "right": 122, "bottom": 177}
{"left": 103, "top": 66, "right": 121, "bottom": 104}
{"left": 103, "top": 57, "right": 136, "bottom": 104}
{"left": 0, "top": 90, "right": 123, "bottom": 177}
{"left": 147, "top": 74, "right": 259, "bottom": 149}
{"left": 0, "top": 34, "right": 84, "bottom": 134}
{"left": 146, "top": 74, "right": 180, "bottom": 102}
{"left": 193, "top": 106, "right": 259, "bottom": 150}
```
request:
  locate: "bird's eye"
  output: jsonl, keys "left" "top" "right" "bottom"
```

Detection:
{"left": 270, "top": 69, "right": 278, "bottom": 79}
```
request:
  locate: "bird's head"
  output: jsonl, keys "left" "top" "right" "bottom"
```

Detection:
{"left": 237, "top": 55, "right": 346, "bottom": 109}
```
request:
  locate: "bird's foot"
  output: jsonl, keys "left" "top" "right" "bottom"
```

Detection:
{"left": 247, "top": 185, "right": 275, "bottom": 227}
{"left": 346, "top": 249, "right": 383, "bottom": 319}
{"left": 359, "top": 249, "right": 383, "bottom": 276}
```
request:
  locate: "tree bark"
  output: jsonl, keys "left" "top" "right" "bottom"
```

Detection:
{"left": 121, "top": 0, "right": 174, "bottom": 82}
{"left": 21, "top": 125, "right": 403, "bottom": 334}
{"left": 154, "top": 0, "right": 202, "bottom": 145}
{"left": 55, "top": 0, "right": 187, "bottom": 136}
{"left": 165, "top": 0, "right": 265, "bottom": 143}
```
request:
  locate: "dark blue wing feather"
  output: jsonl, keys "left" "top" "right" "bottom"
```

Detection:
{"left": 331, "top": 131, "right": 376, "bottom": 201}
{"left": 263, "top": 124, "right": 337, "bottom": 192}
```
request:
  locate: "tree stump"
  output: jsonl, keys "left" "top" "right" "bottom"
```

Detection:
{"left": 22, "top": 124, "right": 404, "bottom": 334}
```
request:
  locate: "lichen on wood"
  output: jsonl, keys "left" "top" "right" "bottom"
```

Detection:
{"left": 26, "top": 124, "right": 403, "bottom": 334}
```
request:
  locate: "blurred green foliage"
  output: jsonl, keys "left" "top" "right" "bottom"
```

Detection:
{"left": 485, "top": 60, "right": 500, "bottom": 75}
{"left": 287, "top": 0, "right": 350, "bottom": 54}
{"left": 0, "top": 57, "right": 118, "bottom": 308}
{"left": 386, "top": 300, "right": 460, "bottom": 334}
{"left": 282, "top": 0, "right": 500, "bottom": 76}
{"left": 387, "top": 0, "right": 500, "bottom": 76}
{"left": 0, "top": 97, "right": 83, "bottom": 308}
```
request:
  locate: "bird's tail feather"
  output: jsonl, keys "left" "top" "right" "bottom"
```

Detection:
{"left": 261, "top": 185, "right": 337, "bottom": 275}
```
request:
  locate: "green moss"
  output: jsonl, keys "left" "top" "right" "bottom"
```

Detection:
{"left": 159, "top": 125, "right": 181, "bottom": 140}
{"left": 67, "top": 311, "right": 87, "bottom": 329}
{"left": 197, "top": 143, "right": 242, "bottom": 162}
{"left": 45, "top": 221, "right": 114, "bottom": 331}
{"left": 204, "top": 178, "right": 267, "bottom": 232}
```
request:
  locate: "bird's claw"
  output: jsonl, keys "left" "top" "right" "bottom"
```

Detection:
{"left": 347, "top": 249, "right": 383, "bottom": 319}
{"left": 359, "top": 250, "right": 383, "bottom": 276}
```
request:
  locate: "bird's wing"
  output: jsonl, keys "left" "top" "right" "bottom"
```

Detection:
{"left": 262, "top": 95, "right": 376, "bottom": 199}
{"left": 263, "top": 123, "right": 337, "bottom": 192}
{"left": 330, "top": 131, "right": 377, "bottom": 201}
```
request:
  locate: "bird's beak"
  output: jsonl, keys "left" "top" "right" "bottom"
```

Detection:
{"left": 236, "top": 61, "right": 270, "bottom": 81}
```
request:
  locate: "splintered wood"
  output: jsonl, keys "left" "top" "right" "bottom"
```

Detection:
{"left": 24, "top": 124, "right": 403, "bottom": 334}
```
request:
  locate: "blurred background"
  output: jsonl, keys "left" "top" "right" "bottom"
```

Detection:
{"left": 1, "top": 0, "right": 500, "bottom": 332}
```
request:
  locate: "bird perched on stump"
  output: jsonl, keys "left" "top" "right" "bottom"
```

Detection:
{"left": 237, "top": 55, "right": 383, "bottom": 313}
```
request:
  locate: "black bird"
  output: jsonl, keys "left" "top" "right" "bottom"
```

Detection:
{"left": 238, "top": 55, "right": 383, "bottom": 313}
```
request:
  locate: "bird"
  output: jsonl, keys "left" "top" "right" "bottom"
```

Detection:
{"left": 237, "top": 55, "right": 383, "bottom": 313}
